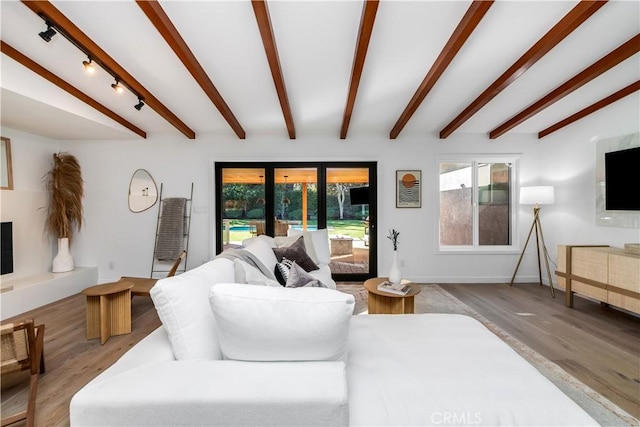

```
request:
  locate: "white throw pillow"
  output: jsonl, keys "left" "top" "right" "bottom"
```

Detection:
{"left": 209, "top": 283, "right": 354, "bottom": 361}
{"left": 288, "top": 228, "right": 330, "bottom": 265}
{"left": 150, "top": 258, "right": 234, "bottom": 360}
{"left": 243, "top": 235, "right": 279, "bottom": 273}
{"left": 233, "top": 259, "right": 280, "bottom": 287}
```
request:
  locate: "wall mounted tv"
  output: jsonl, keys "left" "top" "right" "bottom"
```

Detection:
{"left": 605, "top": 146, "right": 640, "bottom": 211}
{"left": 349, "top": 186, "right": 369, "bottom": 205}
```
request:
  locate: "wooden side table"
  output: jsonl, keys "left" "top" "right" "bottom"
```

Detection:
{"left": 364, "top": 277, "right": 421, "bottom": 314}
{"left": 82, "top": 281, "right": 134, "bottom": 344}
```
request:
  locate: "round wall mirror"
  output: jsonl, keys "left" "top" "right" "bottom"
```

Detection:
{"left": 128, "top": 169, "right": 158, "bottom": 213}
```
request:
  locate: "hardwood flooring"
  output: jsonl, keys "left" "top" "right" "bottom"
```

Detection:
{"left": 443, "top": 283, "right": 640, "bottom": 420}
{"left": 1, "top": 294, "right": 161, "bottom": 427}
{"left": 1, "top": 283, "right": 638, "bottom": 425}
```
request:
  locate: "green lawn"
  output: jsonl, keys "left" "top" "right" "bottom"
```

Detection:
{"left": 225, "top": 219, "right": 367, "bottom": 243}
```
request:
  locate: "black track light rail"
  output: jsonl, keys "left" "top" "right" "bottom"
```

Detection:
{"left": 36, "top": 12, "right": 145, "bottom": 107}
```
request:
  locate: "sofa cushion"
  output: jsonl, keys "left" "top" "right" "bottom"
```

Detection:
{"left": 272, "top": 236, "right": 318, "bottom": 272}
{"left": 234, "top": 259, "right": 280, "bottom": 287}
{"left": 274, "top": 258, "right": 294, "bottom": 286}
{"left": 288, "top": 228, "right": 330, "bottom": 265}
{"left": 275, "top": 234, "right": 319, "bottom": 265}
{"left": 209, "top": 283, "right": 354, "bottom": 361}
{"left": 150, "top": 258, "right": 234, "bottom": 360}
{"left": 243, "top": 235, "right": 279, "bottom": 274}
{"left": 286, "top": 262, "right": 326, "bottom": 288}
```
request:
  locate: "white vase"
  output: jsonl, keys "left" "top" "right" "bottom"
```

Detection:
{"left": 389, "top": 250, "right": 401, "bottom": 284}
{"left": 52, "top": 237, "right": 74, "bottom": 273}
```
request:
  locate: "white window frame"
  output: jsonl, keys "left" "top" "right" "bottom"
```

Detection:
{"left": 437, "top": 154, "right": 520, "bottom": 254}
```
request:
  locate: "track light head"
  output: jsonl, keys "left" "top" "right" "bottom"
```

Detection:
{"left": 111, "top": 80, "right": 124, "bottom": 94}
{"left": 134, "top": 98, "right": 145, "bottom": 111}
{"left": 39, "top": 23, "right": 57, "bottom": 42}
{"left": 83, "top": 58, "right": 96, "bottom": 74}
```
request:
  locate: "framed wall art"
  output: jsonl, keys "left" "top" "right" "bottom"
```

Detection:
{"left": 396, "top": 170, "right": 421, "bottom": 208}
{"left": 1, "top": 137, "right": 13, "bottom": 190}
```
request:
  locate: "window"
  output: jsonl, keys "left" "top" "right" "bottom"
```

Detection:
{"left": 438, "top": 156, "right": 518, "bottom": 252}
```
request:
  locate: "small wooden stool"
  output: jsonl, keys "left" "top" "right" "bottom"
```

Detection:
{"left": 82, "top": 281, "right": 134, "bottom": 344}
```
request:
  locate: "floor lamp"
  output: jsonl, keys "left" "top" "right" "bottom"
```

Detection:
{"left": 510, "top": 186, "right": 555, "bottom": 297}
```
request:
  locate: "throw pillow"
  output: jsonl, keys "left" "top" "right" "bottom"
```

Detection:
{"left": 286, "top": 261, "right": 327, "bottom": 288}
{"left": 243, "top": 236, "right": 278, "bottom": 274}
{"left": 288, "top": 229, "right": 330, "bottom": 265}
{"left": 272, "top": 236, "right": 318, "bottom": 272}
{"left": 274, "top": 234, "right": 319, "bottom": 266}
{"left": 234, "top": 259, "right": 281, "bottom": 287}
{"left": 150, "top": 257, "right": 234, "bottom": 360}
{"left": 274, "top": 257, "right": 294, "bottom": 286}
{"left": 209, "top": 283, "right": 355, "bottom": 361}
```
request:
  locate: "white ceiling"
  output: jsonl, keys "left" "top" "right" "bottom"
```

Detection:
{"left": 1, "top": 0, "right": 638, "bottom": 141}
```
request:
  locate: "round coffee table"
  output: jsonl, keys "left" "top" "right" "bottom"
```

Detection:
{"left": 364, "top": 277, "right": 421, "bottom": 314}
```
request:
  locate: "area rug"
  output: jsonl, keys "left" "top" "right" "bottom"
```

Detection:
{"left": 336, "top": 283, "right": 639, "bottom": 427}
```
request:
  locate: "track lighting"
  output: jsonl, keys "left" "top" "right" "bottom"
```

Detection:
{"left": 39, "top": 22, "right": 57, "bottom": 42}
{"left": 111, "top": 80, "right": 124, "bottom": 94}
{"left": 82, "top": 58, "right": 96, "bottom": 74}
{"left": 134, "top": 98, "right": 145, "bottom": 111}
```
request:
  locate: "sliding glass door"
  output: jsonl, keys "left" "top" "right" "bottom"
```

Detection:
{"left": 215, "top": 162, "right": 377, "bottom": 281}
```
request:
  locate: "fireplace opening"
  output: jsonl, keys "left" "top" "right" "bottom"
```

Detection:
{"left": 1, "top": 221, "right": 13, "bottom": 275}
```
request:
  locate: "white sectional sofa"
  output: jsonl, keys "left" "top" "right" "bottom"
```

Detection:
{"left": 70, "top": 230, "right": 597, "bottom": 426}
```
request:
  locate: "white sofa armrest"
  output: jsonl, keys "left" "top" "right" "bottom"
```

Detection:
{"left": 70, "top": 360, "right": 348, "bottom": 427}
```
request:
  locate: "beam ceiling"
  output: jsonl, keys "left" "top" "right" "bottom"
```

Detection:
{"left": 21, "top": 0, "right": 196, "bottom": 139}
{"left": 538, "top": 80, "right": 640, "bottom": 138}
{"left": 0, "top": 41, "right": 146, "bottom": 138}
{"left": 340, "top": 0, "right": 379, "bottom": 140}
{"left": 490, "top": 33, "right": 640, "bottom": 139}
{"left": 439, "top": 0, "right": 607, "bottom": 139}
{"left": 136, "top": 0, "right": 245, "bottom": 139}
{"left": 252, "top": 0, "right": 296, "bottom": 139}
{"left": 389, "top": 0, "right": 494, "bottom": 139}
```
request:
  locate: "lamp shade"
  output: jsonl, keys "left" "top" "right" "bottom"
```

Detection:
{"left": 519, "top": 186, "right": 554, "bottom": 205}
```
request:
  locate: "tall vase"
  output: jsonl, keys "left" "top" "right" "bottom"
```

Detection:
{"left": 52, "top": 237, "right": 74, "bottom": 273}
{"left": 388, "top": 250, "right": 401, "bottom": 284}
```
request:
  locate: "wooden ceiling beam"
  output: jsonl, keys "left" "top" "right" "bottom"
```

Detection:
{"left": 1, "top": 40, "right": 146, "bottom": 138}
{"left": 340, "top": 0, "right": 379, "bottom": 140}
{"left": 21, "top": 0, "right": 195, "bottom": 139}
{"left": 490, "top": 33, "right": 640, "bottom": 139}
{"left": 538, "top": 80, "right": 640, "bottom": 138}
{"left": 389, "top": 0, "right": 493, "bottom": 139}
{"left": 440, "top": 0, "right": 606, "bottom": 139}
{"left": 136, "top": 0, "right": 245, "bottom": 139}
{"left": 252, "top": 0, "right": 296, "bottom": 139}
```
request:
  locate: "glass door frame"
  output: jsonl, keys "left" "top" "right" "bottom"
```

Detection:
{"left": 215, "top": 161, "right": 377, "bottom": 282}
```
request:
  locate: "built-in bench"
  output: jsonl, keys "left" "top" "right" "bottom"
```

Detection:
{"left": 1, "top": 267, "right": 98, "bottom": 320}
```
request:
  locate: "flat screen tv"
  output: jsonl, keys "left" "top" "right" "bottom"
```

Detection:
{"left": 605, "top": 146, "right": 640, "bottom": 211}
{"left": 349, "top": 186, "right": 369, "bottom": 205}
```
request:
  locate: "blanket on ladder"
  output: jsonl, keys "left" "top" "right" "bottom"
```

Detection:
{"left": 155, "top": 198, "right": 186, "bottom": 261}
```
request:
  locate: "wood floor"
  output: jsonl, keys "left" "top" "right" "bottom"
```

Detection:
{"left": 1, "top": 283, "right": 638, "bottom": 425}
{"left": 443, "top": 283, "right": 640, "bottom": 420}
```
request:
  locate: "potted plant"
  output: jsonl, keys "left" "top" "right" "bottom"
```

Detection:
{"left": 46, "top": 152, "right": 84, "bottom": 272}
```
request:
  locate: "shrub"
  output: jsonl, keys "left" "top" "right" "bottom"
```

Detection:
{"left": 224, "top": 208, "right": 244, "bottom": 219}
{"left": 246, "top": 208, "right": 264, "bottom": 219}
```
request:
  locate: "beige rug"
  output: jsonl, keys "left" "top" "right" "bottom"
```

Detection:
{"left": 336, "top": 283, "right": 639, "bottom": 427}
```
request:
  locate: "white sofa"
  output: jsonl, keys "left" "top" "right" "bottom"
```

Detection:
{"left": 70, "top": 230, "right": 597, "bottom": 426}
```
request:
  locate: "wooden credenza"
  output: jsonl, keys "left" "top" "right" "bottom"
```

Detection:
{"left": 556, "top": 245, "right": 640, "bottom": 314}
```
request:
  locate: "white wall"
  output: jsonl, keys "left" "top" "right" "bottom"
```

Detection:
{"left": 58, "top": 124, "right": 639, "bottom": 285}
{"left": 0, "top": 128, "right": 60, "bottom": 281}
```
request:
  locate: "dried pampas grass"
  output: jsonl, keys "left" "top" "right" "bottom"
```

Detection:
{"left": 46, "top": 152, "right": 84, "bottom": 240}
